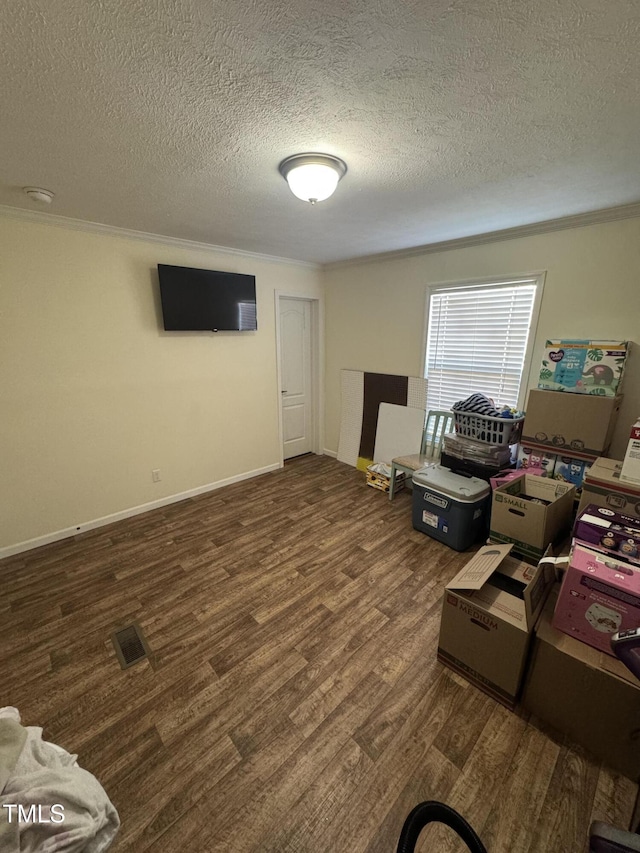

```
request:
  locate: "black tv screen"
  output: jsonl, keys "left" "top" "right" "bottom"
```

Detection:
{"left": 158, "top": 264, "right": 257, "bottom": 331}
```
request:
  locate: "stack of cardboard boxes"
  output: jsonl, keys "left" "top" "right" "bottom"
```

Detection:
{"left": 523, "top": 348, "right": 640, "bottom": 780}
{"left": 522, "top": 587, "right": 640, "bottom": 781}
{"left": 523, "top": 498, "right": 640, "bottom": 780}
{"left": 437, "top": 340, "right": 640, "bottom": 780}
{"left": 489, "top": 341, "right": 630, "bottom": 563}
{"left": 518, "top": 339, "right": 629, "bottom": 494}
{"left": 437, "top": 537, "right": 640, "bottom": 780}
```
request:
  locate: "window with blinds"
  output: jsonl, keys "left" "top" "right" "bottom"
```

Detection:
{"left": 424, "top": 278, "right": 541, "bottom": 413}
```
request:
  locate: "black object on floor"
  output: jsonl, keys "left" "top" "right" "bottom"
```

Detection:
{"left": 397, "top": 801, "right": 488, "bottom": 853}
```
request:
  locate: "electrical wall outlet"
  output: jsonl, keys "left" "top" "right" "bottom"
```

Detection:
{"left": 152, "top": 469, "right": 161, "bottom": 483}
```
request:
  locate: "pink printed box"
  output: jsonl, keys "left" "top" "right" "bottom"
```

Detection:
{"left": 553, "top": 543, "right": 640, "bottom": 656}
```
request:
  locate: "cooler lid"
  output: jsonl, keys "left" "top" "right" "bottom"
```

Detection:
{"left": 412, "top": 465, "right": 491, "bottom": 501}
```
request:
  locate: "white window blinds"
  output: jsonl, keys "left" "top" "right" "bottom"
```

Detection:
{"left": 424, "top": 280, "right": 538, "bottom": 412}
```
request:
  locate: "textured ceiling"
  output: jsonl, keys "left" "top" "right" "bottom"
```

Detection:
{"left": 2, "top": 0, "right": 640, "bottom": 264}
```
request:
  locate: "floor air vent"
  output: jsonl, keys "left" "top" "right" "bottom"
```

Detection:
{"left": 111, "top": 622, "right": 151, "bottom": 669}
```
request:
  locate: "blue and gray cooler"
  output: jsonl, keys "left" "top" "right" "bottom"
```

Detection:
{"left": 412, "top": 465, "right": 491, "bottom": 551}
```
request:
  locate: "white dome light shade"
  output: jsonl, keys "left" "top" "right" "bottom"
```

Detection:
{"left": 287, "top": 163, "right": 340, "bottom": 203}
{"left": 279, "top": 154, "right": 347, "bottom": 204}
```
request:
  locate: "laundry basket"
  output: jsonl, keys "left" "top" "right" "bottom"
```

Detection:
{"left": 453, "top": 411, "right": 524, "bottom": 446}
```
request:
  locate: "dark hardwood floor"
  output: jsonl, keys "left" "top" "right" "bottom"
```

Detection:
{"left": 0, "top": 455, "right": 636, "bottom": 851}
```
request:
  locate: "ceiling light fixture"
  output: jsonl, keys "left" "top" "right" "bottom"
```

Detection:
{"left": 23, "top": 187, "right": 55, "bottom": 204}
{"left": 278, "top": 153, "right": 347, "bottom": 204}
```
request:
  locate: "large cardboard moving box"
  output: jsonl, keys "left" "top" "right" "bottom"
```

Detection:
{"left": 438, "top": 544, "right": 554, "bottom": 709}
{"left": 522, "top": 389, "right": 622, "bottom": 457}
{"left": 523, "top": 589, "right": 640, "bottom": 781}
{"left": 490, "top": 474, "right": 575, "bottom": 563}
{"left": 578, "top": 457, "right": 640, "bottom": 520}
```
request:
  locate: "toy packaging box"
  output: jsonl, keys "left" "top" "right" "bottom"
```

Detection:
{"left": 621, "top": 418, "right": 640, "bottom": 484}
{"left": 553, "top": 543, "right": 640, "bottom": 656}
{"left": 573, "top": 504, "right": 640, "bottom": 566}
{"left": 538, "top": 340, "right": 630, "bottom": 396}
{"left": 553, "top": 456, "right": 591, "bottom": 492}
{"left": 517, "top": 445, "right": 556, "bottom": 476}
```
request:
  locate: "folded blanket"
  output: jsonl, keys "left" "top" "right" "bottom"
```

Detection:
{"left": 0, "top": 708, "right": 119, "bottom": 853}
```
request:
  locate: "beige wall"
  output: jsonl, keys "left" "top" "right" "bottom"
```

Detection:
{"left": 323, "top": 217, "right": 640, "bottom": 460}
{"left": 3, "top": 212, "right": 639, "bottom": 552}
{"left": 0, "top": 215, "right": 322, "bottom": 551}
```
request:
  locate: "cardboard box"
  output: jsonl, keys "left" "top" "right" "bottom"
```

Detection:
{"left": 516, "top": 444, "right": 556, "bottom": 476}
{"left": 578, "top": 457, "right": 640, "bottom": 520}
{"left": 537, "top": 340, "right": 630, "bottom": 395}
{"left": 621, "top": 418, "right": 640, "bottom": 484}
{"left": 522, "top": 389, "right": 622, "bottom": 457}
{"left": 522, "top": 587, "right": 640, "bottom": 781}
{"left": 437, "top": 543, "right": 554, "bottom": 709}
{"left": 574, "top": 504, "right": 640, "bottom": 566}
{"left": 553, "top": 543, "right": 640, "bottom": 656}
{"left": 490, "top": 474, "right": 576, "bottom": 563}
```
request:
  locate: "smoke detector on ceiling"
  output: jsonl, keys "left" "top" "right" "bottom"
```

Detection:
{"left": 23, "top": 187, "right": 55, "bottom": 204}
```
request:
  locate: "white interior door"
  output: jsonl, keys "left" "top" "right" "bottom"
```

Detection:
{"left": 280, "top": 298, "right": 313, "bottom": 460}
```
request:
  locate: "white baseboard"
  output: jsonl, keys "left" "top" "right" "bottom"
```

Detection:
{"left": 0, "top": 463, "right": 281, "bottom": 560}
{"left": 323, "top": 448, "right": 338, "bottom": 458}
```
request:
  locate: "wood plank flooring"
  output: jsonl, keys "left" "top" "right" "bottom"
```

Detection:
{"left": 0, "top": 455, "right": 637, "bottom": 852}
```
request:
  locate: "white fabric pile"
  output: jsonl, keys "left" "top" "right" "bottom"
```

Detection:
{"left": 0, "top": 707, "right": 119, "bottom": 853}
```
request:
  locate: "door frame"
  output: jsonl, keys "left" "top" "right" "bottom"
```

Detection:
{"left": 275, "top": 291, "right": 324, "bottom": 467}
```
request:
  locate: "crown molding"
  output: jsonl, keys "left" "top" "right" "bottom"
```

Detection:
{"left": 325, "top": 201, "right": 640, "bottom": 270}
{"left": 3, "top": 198, "right": 640, "bottom": 271}
{"left": 0, "top": 204, "right": 320, "bottom": 270}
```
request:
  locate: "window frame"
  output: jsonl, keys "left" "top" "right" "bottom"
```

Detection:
{"left": 421, "top": 271, "right": 546, "bottom": 412}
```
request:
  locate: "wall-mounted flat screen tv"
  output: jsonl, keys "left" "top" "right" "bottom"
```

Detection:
{"left": 158, "top": 264, "right": 257, "bottom": 331}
